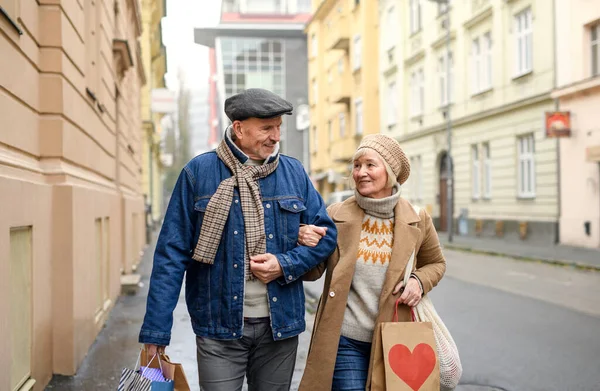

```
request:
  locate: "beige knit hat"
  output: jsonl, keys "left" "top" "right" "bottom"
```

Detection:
{"left": 356, "top": 134, "right": 411, "bottom": 185}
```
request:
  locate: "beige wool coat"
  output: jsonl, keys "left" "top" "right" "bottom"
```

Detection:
{"left": 298, "top": 196, "right": 446, "bottom": 391}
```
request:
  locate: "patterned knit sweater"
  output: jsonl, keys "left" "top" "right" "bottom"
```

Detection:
{"left": 340, "top": 214, "right": 395, "bottom": 342}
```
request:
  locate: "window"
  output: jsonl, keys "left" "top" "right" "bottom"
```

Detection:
{"left": 409, "top": 0, "right": 422, "bottom": 34}
{"left": 297, "top": 0, "right": 311, "bottom": 13}
{"left": 311, "top": 33, "right": 317, "bottom": 57}
{"left": 471, "top": 145, "right": 480, "bottom": 199}
{"left": 353, "top": 35, "right": 362, "bottom": 70}
{"left": 312, "top": 126, "right": 318, "bottom": 151}
{"left": 517, "top": 134, "right": 535, "bottom": 198}
{"left": 472, "top": 37, "right": 481, "bottom": 94}
{"left": 482, "top": 32, "right": 492, "bottom": 90}
{"left": 515, "top": 8, "right": 532, "bottom": 76}
{"left": 438, "top": 51, "right": 454, "bottom": 106}
{"left": 438, "top": 0, "right": 451, "bottom": 15}
{"left": 339, "top": 113, "right": 346, "bottom": 137}
{"left": 592, "top": 23, "right": 600, "bottom": 76}
{"left": 221, "top": 38, "right": 286, "bottom": 97}
{"left": 338, "top": 57, "right": 345, "bottom": 74}
{"left": 410, "top": 69, "right": 424, "bottom": 116}
{"left": 410, "top": 156, "right": 422, "bottom": 201}
{"left": 472, "top": 32, "right": 492, "bottom": 94}
{"left": 483, "top": 142, "right": 491, "bottom": 198}
{"left": 312, "top": 79, "right": 318, "bottom": 104}
{"left": 387, "top": 81, "right": 398, "bottom": 126}
{"left": 386, "top": 6, "right": 397, "bottom": 49}
{"left": 328, "top": 120, "right": 333, "bottom": 142}
{"left": 354, "top": 98, "right": 364, "bottom": 135}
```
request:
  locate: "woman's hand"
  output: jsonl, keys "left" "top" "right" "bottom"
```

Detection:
{"left": 298, "top": 225, "right": 328, "bottom": 247}
{"left": 393, "top": 277, "right": 423, "bottom": 307}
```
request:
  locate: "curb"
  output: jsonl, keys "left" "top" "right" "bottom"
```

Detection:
{"left": 442, "top": 243, "right": 600, "bottom": 272}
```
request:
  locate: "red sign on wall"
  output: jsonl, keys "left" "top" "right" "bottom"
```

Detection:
{"left": 545, "top": 111, "right": 571, "bottom": 138}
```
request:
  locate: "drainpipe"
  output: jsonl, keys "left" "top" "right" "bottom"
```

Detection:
{"left": 552, "top": 0, "right": 561, "bottom": 244}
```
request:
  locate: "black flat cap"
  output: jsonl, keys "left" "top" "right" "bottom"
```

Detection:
{"left": 224, "top": 88, "right": 293, "bottom": 122}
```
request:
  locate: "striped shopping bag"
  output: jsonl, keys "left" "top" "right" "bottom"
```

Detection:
{"left": 118, "top": 367, "right": 151, "bottom": 391}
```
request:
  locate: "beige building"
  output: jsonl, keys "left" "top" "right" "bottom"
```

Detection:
{"left": 0, "top": 1, "right": 149, "bottom": 390}
{"left": 379, "top": 0, "right": 558, "bottom": 243}
{"left": 552, "top": 0, "right": 600, "bottom": 248}
{"left": 306, "top": 0, "right": 380, "bottom": 201}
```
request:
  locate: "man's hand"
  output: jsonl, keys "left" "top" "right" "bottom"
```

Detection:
{"left": 393, "top": 277, "right": 423, "bottom": 307}
{"left": 297, "top": 225, "right": 328, "bottom": 247}
{"left": 144, "top": 344, "right": 165, "bottom": 360}
{"left": 250, "top": 253, "right": 284, "bottom": 284}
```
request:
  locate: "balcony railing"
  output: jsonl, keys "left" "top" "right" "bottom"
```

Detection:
{"left": 329, "top": 64, "right": 351, "bottom": 105}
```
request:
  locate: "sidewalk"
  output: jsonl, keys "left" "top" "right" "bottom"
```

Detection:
{"left": 438, "top": 232, "right": 600, "bottom": 271}
{"left": 46, "top": 232, "right": 199, "bottom": 390}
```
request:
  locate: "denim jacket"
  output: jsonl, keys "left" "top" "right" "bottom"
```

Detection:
{"left": 139, "top": 138, "right": 337, "bottom": 346}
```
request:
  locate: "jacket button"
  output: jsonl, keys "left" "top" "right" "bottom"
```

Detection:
{"left": 288, "top": 275, "right": 293, "bottom": 281}
{"left": 277, "top": 332, "right": 282, "bottom": 338}
{"left": 329, "top": 291, "right": 335, "bottom": 297}
{"left": 235, "top": 200, "right": 239, "bottom": 204}
{"left": 233, "top": 333, "right": 237, "bottom": 337}
{"left": 233, "top": 264, "right": 238, "bottom": 268}
{"left": 266, "top": 203, "right": 271, "bottom": 208}
{"left": 234, "top": 230, "right": 238, "bottom": 235}
{"left": 272, "top": 297, "right": 278, "bottom": 302}
{"left": 233, "top": 296, "right": 238, "bottom": 300}
{"left": 268, "top": 234, "right": 274, "bottom": 239}
{"left": 293, "top": 204, "right": 297, "bottom": 209}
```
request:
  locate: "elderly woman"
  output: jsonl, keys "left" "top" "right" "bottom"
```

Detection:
{"left": 297, "top": 135, "right": 446, "bottom": 391}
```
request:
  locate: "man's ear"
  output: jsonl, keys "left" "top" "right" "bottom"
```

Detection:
{"left": 232, "top": 120, "right": 243, "bottom": 139}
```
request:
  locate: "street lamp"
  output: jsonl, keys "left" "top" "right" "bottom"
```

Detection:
{"left": 428, "top": 0, "right": 454, "bottom": 242}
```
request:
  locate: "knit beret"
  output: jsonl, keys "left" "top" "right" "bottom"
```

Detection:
{"left": 224, "top": 88, "right": 293, "bottom": 122}
{"left": 357, "top": 134, "right": 411, "bottom": 185}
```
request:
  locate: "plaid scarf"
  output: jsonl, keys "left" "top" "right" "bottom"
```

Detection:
{"left": 192, "top": 138, "right": 279, "bottom": 280}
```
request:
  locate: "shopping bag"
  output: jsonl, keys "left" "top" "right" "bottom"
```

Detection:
{"left": 381, "top": 298, "right": 440, "bottom": 391}
{"left": 118, "top": 367, "right": 152, "bottom": 391}
{"left": 139, "top": 352, "right": 174, "bottom": 391}
{"left": 140, "top": 350, "right": 191, "bottom": 391}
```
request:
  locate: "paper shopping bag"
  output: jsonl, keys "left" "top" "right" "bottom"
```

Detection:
{"left": 381, "top": 319, "right": 440, "bottom": 390}
{"left": 141, "top": 351, "right": 191, "bottom": 391}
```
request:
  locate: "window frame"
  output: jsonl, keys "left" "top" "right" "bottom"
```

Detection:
{"left": 514, "top": 7, "right": 533, "bottom": 77}
{"left": 482, "top": 142, "right": 492, "bottom": 199}
{"left": 353, "top": 34, "right": 362, "bottom": 71}
{"left": 354, "top": 97, "right": 364, "bottom": 135}
{"left": 517, "top": 134, "right": 536, "bottom": 198}
{"left": 472, "top": 144, "right": 480, "bottom": 199}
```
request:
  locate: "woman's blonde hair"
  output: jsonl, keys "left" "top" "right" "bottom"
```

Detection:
{"left": 349, "top": 148, "right": 398, "bottom": 189}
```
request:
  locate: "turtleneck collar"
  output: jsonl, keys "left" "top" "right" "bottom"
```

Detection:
{"left": 354, "top": 183, "right": 401, "bottom": 218}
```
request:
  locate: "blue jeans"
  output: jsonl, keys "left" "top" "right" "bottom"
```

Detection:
{"left": 332, "top": 335, "right": 372, "bottom": 391}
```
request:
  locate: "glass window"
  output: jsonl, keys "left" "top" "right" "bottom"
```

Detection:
{"left": 591, "top": 23, "right": 599, "bottom": 76}
{"left": 515, "top": 8, "right": 532, "bottom": 76}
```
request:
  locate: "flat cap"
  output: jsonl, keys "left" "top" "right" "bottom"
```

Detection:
{"left": 224, "top": 88, "right": 293, "bottom": 122}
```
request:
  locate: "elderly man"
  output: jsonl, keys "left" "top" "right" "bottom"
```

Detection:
{"left": 139, "top": 88, "right": 337, "bottom": 391}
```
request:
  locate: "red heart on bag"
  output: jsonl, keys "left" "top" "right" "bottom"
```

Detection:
{"left": 388, "top": 343, "right": 436, "bottom": 391}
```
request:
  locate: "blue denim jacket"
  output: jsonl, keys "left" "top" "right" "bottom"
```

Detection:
{"left": 139, "top": 138, "right": 337, "bottom": 346}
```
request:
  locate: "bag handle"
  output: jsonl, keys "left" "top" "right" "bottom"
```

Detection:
{"left": 393, "top": 297, "right": 417, "bottom": 322}
{"left": 139, "top": 352, "right": 163, "bottom": 377}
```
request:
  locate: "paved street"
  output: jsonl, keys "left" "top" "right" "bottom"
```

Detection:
{"left": 48, "top": 238, "right": 600, "bottom": 390}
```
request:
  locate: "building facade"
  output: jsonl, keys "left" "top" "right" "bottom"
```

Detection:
{"left": 552, "top": 0, "right": 600, "bottom": 248}
{"left": 0, "top": 1, "right": 148, "bottom": 389}
{"left": 379, "top": 0, "right": 558, "bottom": 243}
{"left": 140, "top": 0, "right": 167, "bottom": 231}
{"left": 194, "top": 0, "right": 311, "bottom": 165}
{"left": 306, "top": 0, "right": 380, "bottom": 200}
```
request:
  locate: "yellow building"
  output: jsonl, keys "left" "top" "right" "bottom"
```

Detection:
{"left": 380, "top": 0, "right": 558, "bottom": 243}
{"left": 140, "top": 0, "right": 168, "bottom": 234}
{"left": 306, "top": 0, "right": 380, "bottom": 201}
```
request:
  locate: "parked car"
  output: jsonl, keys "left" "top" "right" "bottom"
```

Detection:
{"left": 326, "top": 190, "right": 354, "bottom": 206}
